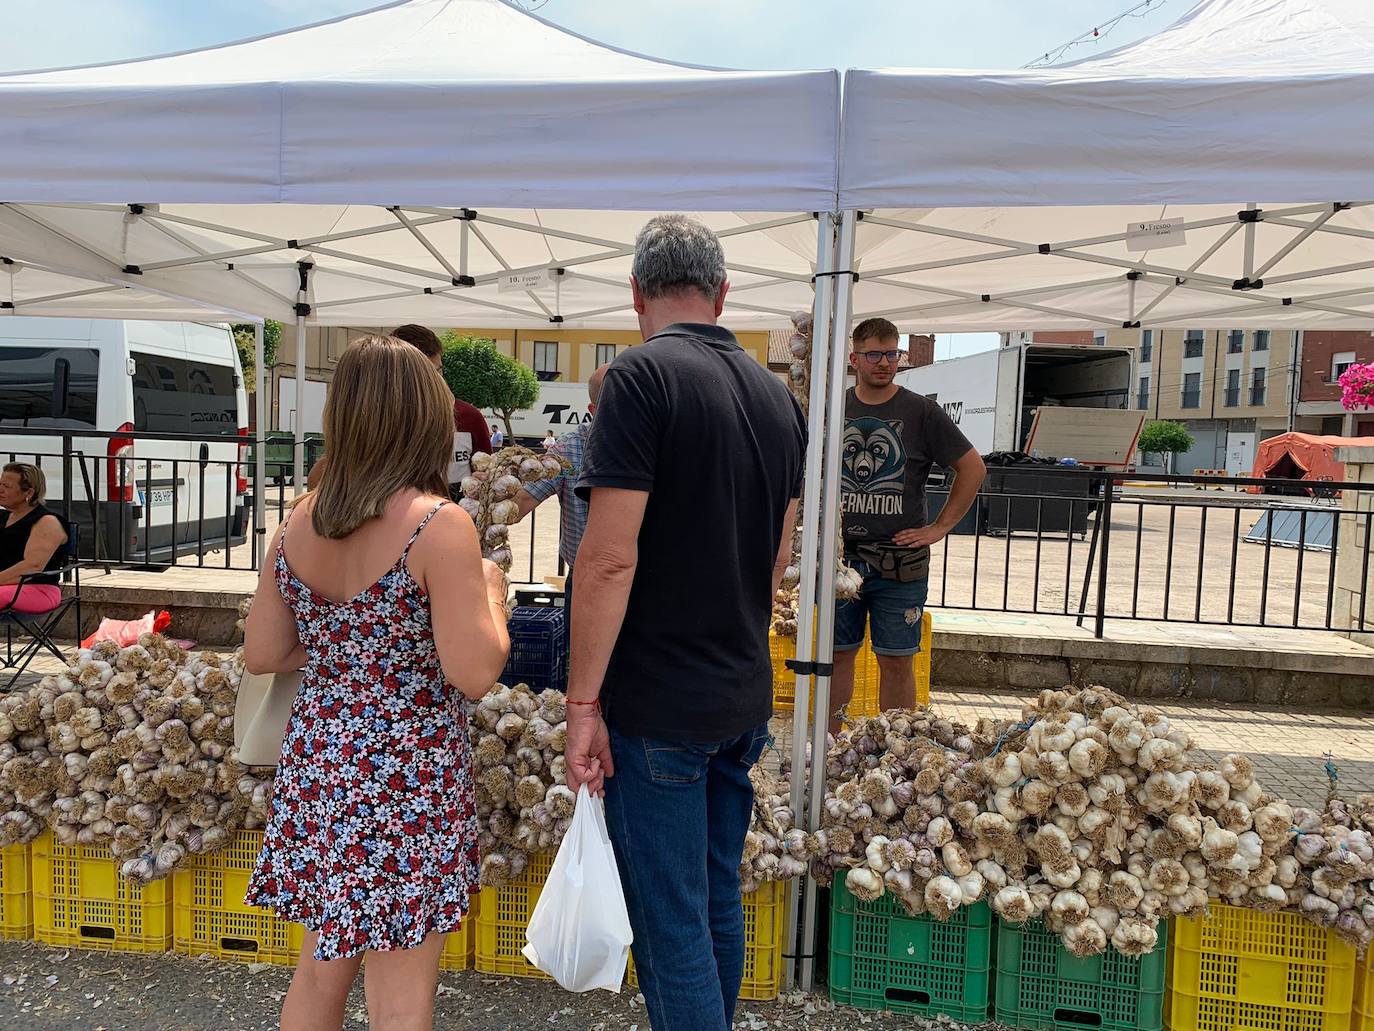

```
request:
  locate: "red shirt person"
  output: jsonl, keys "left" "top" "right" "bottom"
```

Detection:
{"left": 306, "top": 324, "right": 492, "bottom": 491}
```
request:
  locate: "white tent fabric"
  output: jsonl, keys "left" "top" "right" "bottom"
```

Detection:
{"left": 838, "top": 0, "right": 1374, "bottom": 331}
{"left": 0, "top": 0, "right": 839, "bottom": 212}
{"left": 841, "top": 0, "right": 1374, "bottom": 209}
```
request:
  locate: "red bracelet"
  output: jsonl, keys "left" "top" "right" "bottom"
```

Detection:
{"left": 566, "top": 698, "right": 601, "bottom": 711}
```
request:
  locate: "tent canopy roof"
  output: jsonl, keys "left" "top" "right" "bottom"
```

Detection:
{"left": 0, "top": 0, "right": 838, "bottom": 212}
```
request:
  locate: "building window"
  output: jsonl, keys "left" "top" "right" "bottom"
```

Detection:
{"left": 1224, "top": 369, "right": 1241, "bottom": 407}
{"left": 1332, "top": 350, "right": 1357, "bottom": 382}
{"left": 1182, "top": 372, "right": 1201, "bottom": 409}
{"left": 1227, "top": 330, "right": 1244, "bottom": 354}
{"left": 1093, "top": 331, "right": 1107, "bottom": 347}
{"left": 595, "top": 343, "right": 618, "bottom": 368}
{"left": 1184, "top": 330, "right": 1205, "bottom": 359}
{"left": 1253, "top": 330, "right": 1269, "bottom": 352}
{"left": 1139, "top": 330, "right": 1152, "bottom": 364}
{"left": 1137, "top": 376, "right": 1150, "bottom": 410}
{"left": 534, "top": 341, "right": 559, "bottom": 376}
{"left": 1250, "top": 367, "right": 1267, "bottom": 406}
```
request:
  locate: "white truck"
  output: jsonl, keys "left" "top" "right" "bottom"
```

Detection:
{"left": 894, "top": 342, "right": 1142, "bottom": 467}
{"left": 500, "top": 381, "right": 593, "bottom": 443}
{"left": 0, "top": 318, "right": 249, "bottom": 563}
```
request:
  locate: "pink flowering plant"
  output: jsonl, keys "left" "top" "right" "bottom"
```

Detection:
{"left": 1339, "top": 361, "right": 1374, "bottom": 411}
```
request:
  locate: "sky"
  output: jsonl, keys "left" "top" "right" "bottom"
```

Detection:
{"left": 0, "top": 0, "right": 1178, "bottom": 358}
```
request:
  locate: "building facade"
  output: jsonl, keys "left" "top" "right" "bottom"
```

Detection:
{"left": 1294, "top": 330, "right": 1374, "bottom": 437}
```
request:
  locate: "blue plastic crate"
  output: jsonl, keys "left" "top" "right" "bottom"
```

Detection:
{"left": 501, "top": 606, "right": 567, "bottom": 693}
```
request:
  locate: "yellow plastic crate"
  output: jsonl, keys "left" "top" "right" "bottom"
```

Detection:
{"left": 1355, "top": 944, "right": 1374, "bottom": 1031}
{"left": 173, "top": 830, "right": 303, "bottom": 966}
{"left": 32, "top": 832, "right": 172, "bottom": 953}
{"left": 770, "top": 610, "right": 932, "bottom": 720}
{"left": 626, "top": 879, "right": 787, "bottom": 1002}
{"left": 1168, "top": 903, "right": 1356, "bottom": 1031}
{"left": 439, "top": 897, "right": 477, "bottom": 973}
{"left": 475, "top": 851, "right": 554, "bottom": 979}
{"left": 0, "top": 842, "right": 32, "bottom": 940}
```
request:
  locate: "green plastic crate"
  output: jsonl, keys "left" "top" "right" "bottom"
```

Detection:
{"left": 828, "top": 873, "right": 993, "bottom": 1020}
{"left": 996, "top": 917, "right": 1168, "bottom": 1031}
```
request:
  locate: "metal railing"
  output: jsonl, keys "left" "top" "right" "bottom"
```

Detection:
{"left": 923, "top": 466, "right": 1370, "bottom": 638}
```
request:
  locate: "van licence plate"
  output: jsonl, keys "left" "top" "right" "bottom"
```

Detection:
{"left": 148, "top": 488, "right": 175, "bottom": 507}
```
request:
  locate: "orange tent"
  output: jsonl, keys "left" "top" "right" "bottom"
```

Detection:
{"left": 1249, "top": 432, "right": 1374, "bottom": 494}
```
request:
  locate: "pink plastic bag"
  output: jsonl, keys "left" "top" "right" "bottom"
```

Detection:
{"left": 80, "top": 610, "right": 171, "bottom": 649}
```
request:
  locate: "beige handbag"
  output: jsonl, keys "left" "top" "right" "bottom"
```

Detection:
{"left": 234, "top": 670, "right": 302, "bottom": 767}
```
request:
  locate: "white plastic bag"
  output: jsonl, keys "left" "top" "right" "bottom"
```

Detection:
{"left": 522, "top": 785, "right": 633, "bottom": 992}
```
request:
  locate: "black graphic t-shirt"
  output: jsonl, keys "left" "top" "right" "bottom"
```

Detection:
{"left": 841, "top": 386, "right": 974, "bottom": 559}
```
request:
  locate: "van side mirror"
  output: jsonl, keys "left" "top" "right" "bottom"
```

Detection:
{"left": 51, "top": 358, "right": 71, "bottom": 419}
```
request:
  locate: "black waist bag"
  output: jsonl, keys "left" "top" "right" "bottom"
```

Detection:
{"left": 855, "top": 543, "right": 930, "bottom": 583}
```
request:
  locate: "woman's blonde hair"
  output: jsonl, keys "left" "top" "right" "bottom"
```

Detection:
{"left": 310, "top": 335, "right": 454, "bottom": 539}
{"left": 2, "top": 463, "right": 46, "bottom": 506}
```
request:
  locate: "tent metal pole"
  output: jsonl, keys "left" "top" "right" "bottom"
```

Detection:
{"left": 253, "top": 320, "right": 267, "bottom": 569}
{"left": 293, "top": 262, "right": 311, "bottom": 494}
{"left": 799, "top": 208, "right": 857, "bottom": 991}
{"left": 1242, "top": 202, "right": 1257, "bottom": 282}
{"left": 785, "top": 211, "right": 836, "bottom": 990}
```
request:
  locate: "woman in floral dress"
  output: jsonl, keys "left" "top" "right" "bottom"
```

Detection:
{"left": 244, "top": 335, "right": 511, "bottom": 1031}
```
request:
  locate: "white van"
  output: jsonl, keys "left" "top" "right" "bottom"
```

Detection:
{"left": 0, "top": 318, "right": 249, "bottom": 564}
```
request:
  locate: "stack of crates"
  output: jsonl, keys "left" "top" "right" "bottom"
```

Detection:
{"left": 1168, "top": 903, "right": 1356, "bottom": 1031}
{"left": 31, "top": 832, "right": 172, "bottom": 953}
{"left": 1356, "top": 943, "right": 1374, "bottom": 1031}
{"left": 501, "top": 606, "right": 568, "bottom": 693}
{"left": 0, "top": 841, "right": 32, "bottom": 941}
{"left": 770, "top": 610, "right": 932, "bottom": 719}
{"left": 828, "top": 872, "right": 993, "bottom": 1020}
{"left": 996, "top": 917, "right": 1167, "bottom": 1031}
{"left": 626, "top": 879, "right": 787, "bottom": 1001}
{"left": 172, "top": 830, "right": 301, "bottom": 965}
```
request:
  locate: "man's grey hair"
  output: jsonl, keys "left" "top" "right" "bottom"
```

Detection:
{"left": 631, "top": 214, "right": 726, "bottom": 301}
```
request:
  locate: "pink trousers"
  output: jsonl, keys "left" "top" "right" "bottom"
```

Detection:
{"left": 0, "top": 584, "right": 61, "bottom": 614}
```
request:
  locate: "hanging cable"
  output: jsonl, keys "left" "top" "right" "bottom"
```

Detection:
{"left": 1022, "top": 0, "right": 1169, "bottom": 69}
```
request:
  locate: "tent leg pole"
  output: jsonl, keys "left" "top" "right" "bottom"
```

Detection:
{"left": 786, "top": 212, "right": 837, "bottom": 991}
{"left": 293, "top": 262, "right": 311, "bottom": 495}
{"left": 254, "top": 321, "right": 267, "bottom": 570}
{"left": 799, "top": 208, "right": 857, "bottom": 993}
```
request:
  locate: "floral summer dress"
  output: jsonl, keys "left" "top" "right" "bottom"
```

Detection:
{"left": 245, "top": 501, "right": 479, "bottom": 960}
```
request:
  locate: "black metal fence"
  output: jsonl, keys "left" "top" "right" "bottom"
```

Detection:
{"left": 0, "top": 426, "right": 557, "bottom": 580}
{"left": 923, "top": 466, "right": 1371, "bottom": 637}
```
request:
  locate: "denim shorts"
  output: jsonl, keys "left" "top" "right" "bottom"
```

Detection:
{"left": 834, "top": 560, "right": 929, "bottom": 656}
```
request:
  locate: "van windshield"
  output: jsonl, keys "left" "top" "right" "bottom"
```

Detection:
{"left": 132, "top": 353, "right": 239, "bottom": 437}
{"left": 0, "top": 346, "right": 99, "bottom": 429}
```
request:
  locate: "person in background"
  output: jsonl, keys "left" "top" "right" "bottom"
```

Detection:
{"left": 0, "top": 463, "right": 69, "bottom": 614}
{"left": 831, "top": 317, "right": 985, "bottom": 733}
{"left": 245, "top": 335, "right": 510, "bottom": 1031}
{"left": 563, "top": 215, "right": 805, "bottom": 1031}
{"left": 541, "top": 430, "right": 556, "bottom": 450}
{"left": 491, "top": 424, "right": 504, "bottom": 450}
{"left": 304, "top": 324, "right": 492, "bottom": 493}
{"left": 511, "top": 363, "right": 609, "bottom": 632}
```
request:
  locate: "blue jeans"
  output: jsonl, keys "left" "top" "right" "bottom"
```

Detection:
{"left": 604, "top": 723, "right": 769, "bottom": 1031}
{"left": 834, "top": 561, "right": 929, "bottom": 656}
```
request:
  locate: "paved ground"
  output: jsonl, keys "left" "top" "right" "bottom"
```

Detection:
{"left": 0, "top": 940, "right": 975, "bottom": 1031}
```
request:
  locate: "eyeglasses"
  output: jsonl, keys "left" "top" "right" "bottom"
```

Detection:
{"left": 857, "top": 350, "right": 902, "bottom": 364}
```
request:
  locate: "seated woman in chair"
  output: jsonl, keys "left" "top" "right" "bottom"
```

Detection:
{"left": 0, "top": 463, "right": 69, "bottom": 614}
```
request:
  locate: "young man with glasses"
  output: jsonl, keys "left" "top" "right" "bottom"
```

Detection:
{"left": 832, "top": 318, "right": 985, "bottom": 732}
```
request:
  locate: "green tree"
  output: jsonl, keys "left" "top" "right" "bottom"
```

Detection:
{"left": 439, "top": 333, "right": 539, "bottom": 439}
{"left": 1137, "top": 420, "right": 1194, "bottom": 472}
{"left": 231, "top": 319, "right": 282, "bottom": 384}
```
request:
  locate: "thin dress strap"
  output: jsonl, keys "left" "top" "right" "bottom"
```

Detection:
{"left": 401, "top": 500, "right": 449, "bottom": 561}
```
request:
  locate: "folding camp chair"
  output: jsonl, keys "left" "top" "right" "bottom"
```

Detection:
{"left": 1, "top": 521, "right": 81, "bottom": 692}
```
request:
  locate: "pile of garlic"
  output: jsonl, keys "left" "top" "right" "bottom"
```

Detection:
{"left": 0, "top": 636, "right": 274, "bottom": 884}
{"left": 457, "top": 446, "right": 567, "bottom": 575}
{"left": 742, "top": 764, "right": 805, "bottom": 892}
{"left": 469, "top": 682, "right": 574, "bottom": 887}
{"left": 819, "top": 688, "right": 1374, "bottom": 957}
